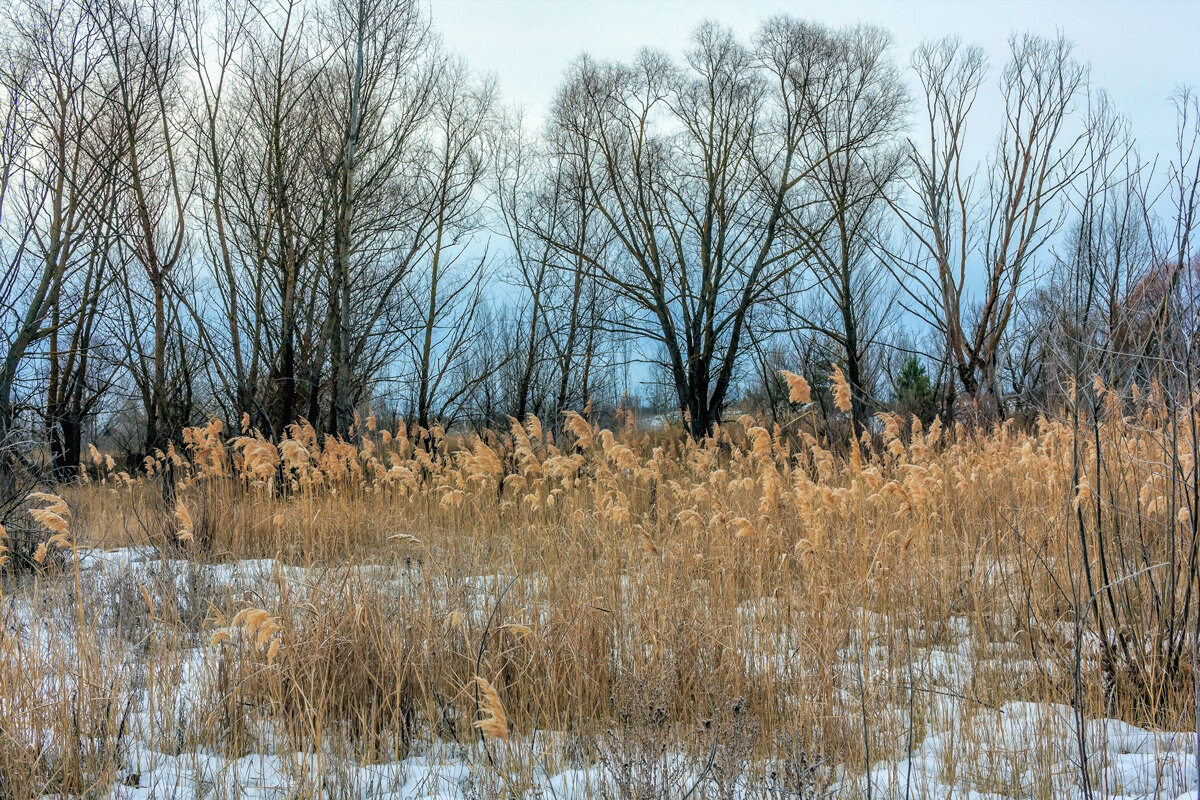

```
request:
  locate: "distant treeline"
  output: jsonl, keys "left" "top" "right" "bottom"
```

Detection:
{"left": 0, "top": 0, "right": 1196, "bottom": 473}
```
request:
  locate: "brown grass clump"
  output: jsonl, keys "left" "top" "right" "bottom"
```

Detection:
{"left": 474, "top": 676, "right": 510, "bottom": 741}
{"left": 26, "top": 493, "right": 74, "bottom": 564}
{"left": 0, "top": 393, "right": 1196, "bottom": 795}
{"left": 780, "top": 370, "right": 811, "bottom": 405}
{"left": 830, "top": 366, "right": 853, "bottom": 413}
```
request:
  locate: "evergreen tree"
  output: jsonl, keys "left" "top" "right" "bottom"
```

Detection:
{"left": 895, "top": 356, "right": 936, "bottom": 424}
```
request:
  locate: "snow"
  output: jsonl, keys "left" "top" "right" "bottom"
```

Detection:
{"left": 859, "top": 703, "right": 1198, "bottom": 799}
{"left": 8, "top": 549, "right": 1198, "bottom": 799}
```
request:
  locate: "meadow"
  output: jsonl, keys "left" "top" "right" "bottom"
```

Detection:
{"left": 0, "top": 376, "right": 1197, "bottom": 798}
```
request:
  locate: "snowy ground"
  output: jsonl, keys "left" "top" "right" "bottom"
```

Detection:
{"left": 98, "top": 709, "right": 1199, "bottom": 800}
{"left": 8, "top": 550, "right": 1198, "bottom": 799}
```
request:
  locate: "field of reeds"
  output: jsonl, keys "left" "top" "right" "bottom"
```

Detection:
{"left": 0, "top": 380, "right": 1197, "bottom": 798}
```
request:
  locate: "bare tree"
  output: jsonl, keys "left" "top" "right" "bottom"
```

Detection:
{"left": 1134, "top": 86, "right": 1200, "bottom": 371}
{"left": 318, "top": 0, "right": 434, "bottom": 436}
{"left": 781, "top": 23, "right": 908, "bottom": 429}
{"left": 495, "top": 109, "right": 619, "bottom": 425}
{"left": 206, "top": 0, "right": 331, "bottom": 437}
{"left": 186, "top": 0, "right": 446, "bottom": 438}
{"left": 401, "top": 55, "right": 495, "bottom": 430}
{"left": 1006, "top": 91, "right": 1150, "bottom": 409}
{"left": 0, "top": 16, "right": 37, "bottom": 446}
{"left": 0, "top": 0, "right": 114, "bottom": 448}
{"left": 551, "top": 18, "right": 846, "bottom": 437}
{"left": 892, "top": 33, "right": 1088, "bottom": 418}
{"left": 181, "top": 0, "right": 258, "bottom": 428}
{"left": 45, "top": 200, "right": 120, "bottom": 476}
{"left": 494, "top": 112, "right": 555, "bottom": 421}
{"left": 91, "top": 0, "right": 194, "bottom": 455}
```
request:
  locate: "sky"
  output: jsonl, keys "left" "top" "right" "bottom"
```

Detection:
{"left": 429, "top": 0, "right": 1200, "bottom": 167}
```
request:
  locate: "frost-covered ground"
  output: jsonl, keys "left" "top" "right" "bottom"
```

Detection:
{"left": 97, "top": 709, "right": 1199, "bottom": 800}
{"left": 8, "top": 550, "right": 1198, "bottom": 800}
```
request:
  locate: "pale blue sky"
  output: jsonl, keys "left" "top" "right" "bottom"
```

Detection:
{"left": 430, "top": 0, "right": 1199, "bottom": 166}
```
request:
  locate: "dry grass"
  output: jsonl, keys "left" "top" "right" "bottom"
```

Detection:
{"left": 0, "top": 390, "right": 1196, "bottom": 797}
